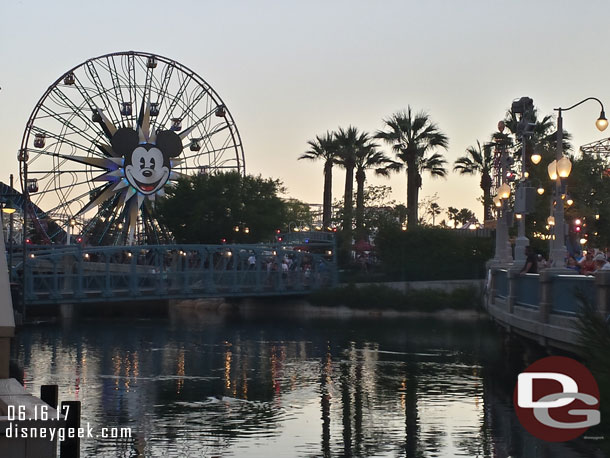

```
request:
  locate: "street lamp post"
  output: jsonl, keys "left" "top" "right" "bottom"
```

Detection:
{"left": 549, "top": 97, "right": 607, "bottom": 268}
{"left": 492, "top": 122, "right": 513, "bottom": 264}
{"left": 511, "top": 97, "right": 535, "bottom": 263}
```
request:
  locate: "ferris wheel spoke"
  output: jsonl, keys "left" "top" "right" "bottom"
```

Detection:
{"left": 41, "top": 174, "right": 99, "bottom": 208}
{"left": 29, "top": 169, "right": 100, "bottom": 175}
{"left": 42, "top": 187, "right": 99, "bottom": 217}
{"left": 29, "top": 126, "right": 103, "bottom": 157}
{"left": 124, "top": 54, "right": 137, "bottom": 116}
{"left": 83, "top": 61, "right": 122, "bottom": 123}
{"left": 156, "top": 71, "right": 191, "bottom": 130}
{"left": 105, "top": 56, "right": 133, "bottom": 128}
{"left": 73, "top": 69, "right": 122, "bottom": 136}
{"left": 39, "top": 182, "right": 85, "bottom": 204}
{"left": 181, "top": 143, "right": 238, "bottom": 162}
{"left": 49, "top": 86, "right": 105, "bottom": 140}
{"left": 119, "top": 54, "right": 140, "bottom": 129}
{"left": 136, "top": 64, "right": 156, "bottom": 135}
{"left": 176, "top": 105, "right": 220, "bottom": 142}
{"left": 174, "top": 86, "right": 211, "bottom": 125}
{"left": 150, "top": 62, "right": 174, "bottom": 120}
{"left": 38, "top": 105, "right": 104, "bottom": 149}
{"left": 191, "top": 120, "right": 231, "bottom": 149}
{"left": 196, "top": 122, "right": 231, "bottom": 157}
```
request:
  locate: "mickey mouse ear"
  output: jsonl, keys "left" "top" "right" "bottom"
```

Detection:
{"left": 156, "top": 130, "right": 183, "bottom": 158}
{"left": 111, "top": 128, "right": 139, "bottom": 157}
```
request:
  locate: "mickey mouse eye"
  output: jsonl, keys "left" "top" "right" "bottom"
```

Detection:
{"left": 150, "top": 157, "right": 155, "bottom": 169}
{"left": 140, "top": 157, "right": 145, "bottom": 169}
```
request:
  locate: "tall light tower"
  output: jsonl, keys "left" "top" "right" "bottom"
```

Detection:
{"left": 492, "top": 121, "right": 513, "bottom": 264}
{"left": 511, "top": 97, "right": 536, "bottom": 262}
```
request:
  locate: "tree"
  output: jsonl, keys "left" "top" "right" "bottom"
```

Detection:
{"left": 453, "top": 140, "right": 494, "bottom": 222}
{"left": 335, "top": 126, "right": 370, "bottom": 247}
{"left": 331, "top": 185, "right": 407, "bottom": 237}
{"left": 447, "top": 207, "right": 460, "bottom": 228}
{"left": 359, "top": 185, "right": 400, "bottom": 234}
{"left": 455, "top": 208, "right": 476, "bottom": 227}
{"left": 156, "top": 172, "right": 289, "bottom": 243}
{"left": 427, "top": 202, "right": 442, "bottom": 226}
{"left": 282, "top": 198, "right": 312, "bottom": 227}
{"left": 299, "top": 131, "right": 338, "bottom": 229}
{"left": 553, "top": 153, "right": 610, "bottom": 249}
{"left": 418, "top": 193, "right": 441, "bottom": 225}
{"left": 375, "top": 107, "right": 449, "bottom": 228}
{"left": 354, "top": 142, "right": 398, "bottom": 238}
{"left": 503, "top": 108, "right": 572, "bottom": 163}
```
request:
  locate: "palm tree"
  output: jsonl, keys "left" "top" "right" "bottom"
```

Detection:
{"left": 447, "top": 206, "right": 459, "bottom": 228}
{"left": 453, "top": 140, "right": 494, "bottom": 222}
{"left": 335, "top": 126, "right": 369, "bottom": 242}
{"left": 299, "top": 131, "right": 338, "bottom": 228}
{"left": 354, "top": 143, "right": 398, "bottom": 237}
{"left": 503, "top": 109, "right": 572, "bottom": 163}
{"left": 418, "top": 152, "right": 448, "bottom": 180}
{"left": 427, "top": 202, "right": 442, "bottom": 225}
{"left": 375, "top": 107, "right": 449, "bottom": 228}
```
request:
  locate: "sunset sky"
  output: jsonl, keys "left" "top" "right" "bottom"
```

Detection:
{"left": 1, "top": 0, "right": 609, "bottom": 222}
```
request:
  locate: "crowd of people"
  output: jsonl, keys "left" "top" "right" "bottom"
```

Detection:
{"left": 520, "top": 245, "right": 610, "bottom": 275}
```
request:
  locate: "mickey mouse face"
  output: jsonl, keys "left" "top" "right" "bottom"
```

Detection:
{"left": 125, "top": 145, "right": 169, "bottom": 194}
{"left": 111, "top": 128, "right": 182, "bottom": 196}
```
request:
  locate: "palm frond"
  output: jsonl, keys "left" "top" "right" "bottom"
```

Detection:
{"left": 419, "top": 152, "right": 448, "bottom": 178}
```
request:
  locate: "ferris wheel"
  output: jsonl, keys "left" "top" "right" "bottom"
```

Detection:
{"left": 19, "top": 51, "right": 245, "bottom": 245}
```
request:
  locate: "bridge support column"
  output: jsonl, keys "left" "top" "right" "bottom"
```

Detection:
{"left": 538, "top": 270, "right": 554, "bottom": 324}
{"left": 594, "top": 270, "right": 610, "bottom": 318}
{"left": 60, "top": 303, "right": 75, "bottom": 321}
{"left": 506, "top": 269, "right": 520, "bottom": 314}
{"left": 486, "top": 267, "right": 496, "bottom": 306}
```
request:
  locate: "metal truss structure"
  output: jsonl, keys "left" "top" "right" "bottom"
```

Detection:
{"left": 23, "top": 239, "right": 337, "bottom": 305}
{"left": 19, "top": 51, "right": 245, "bottom": 246}
{"left": 579, "top": 137, "right": 610, "bottom": 155}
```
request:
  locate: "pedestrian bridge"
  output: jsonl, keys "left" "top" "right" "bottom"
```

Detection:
{"left": 22, "top": 238, "right": 337, "bottom": 306}
{"left": 486, "top": 266, "right": 610, "bottom": 351}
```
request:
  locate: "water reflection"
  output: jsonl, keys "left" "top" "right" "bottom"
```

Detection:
{"left": 10, "top": 313, "right": 607, "bottom": 457}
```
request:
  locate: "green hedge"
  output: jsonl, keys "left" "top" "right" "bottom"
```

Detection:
{"left": 375, "top": 227, "right": 493, "bottom": 281}
{"left": 309, "top": 284, "right": 480, "bottom": 312}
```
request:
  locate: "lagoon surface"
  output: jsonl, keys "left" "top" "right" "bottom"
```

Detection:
{"left": 10, "top": 307, "right": 607, "bottom": 457}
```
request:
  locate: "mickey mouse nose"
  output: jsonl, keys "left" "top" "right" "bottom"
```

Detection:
{"left": 142, "top": 170, "right": 153, "bottom": 178}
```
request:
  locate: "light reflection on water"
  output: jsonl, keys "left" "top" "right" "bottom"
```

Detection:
{"left": 10, "top": 312, "right": 607, "bottom": 457}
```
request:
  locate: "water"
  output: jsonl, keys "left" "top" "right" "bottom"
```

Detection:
{"left": 10, "top": 308, "right": 608, "bottom": 457}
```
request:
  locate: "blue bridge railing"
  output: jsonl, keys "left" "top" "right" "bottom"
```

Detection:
{"left": 515, "top": 273, "right": 540, "bottom": 309}
{"left": 490, "top": 269, "right": 598, "bottom": 317}
{"left": 23, "top": 241, "right": 337, "bottom": 305}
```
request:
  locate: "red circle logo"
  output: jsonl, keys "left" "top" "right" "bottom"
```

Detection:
{"left": 513, "top": 356, "right": 600, "bottom": 442}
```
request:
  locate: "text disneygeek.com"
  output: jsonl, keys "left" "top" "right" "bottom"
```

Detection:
{"left": 5, "top": 423, "right": 132, "bottom": 441}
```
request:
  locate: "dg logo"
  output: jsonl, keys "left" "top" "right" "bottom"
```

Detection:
{"left": 513, "top": 356, "right": 600, "bottom": 442}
